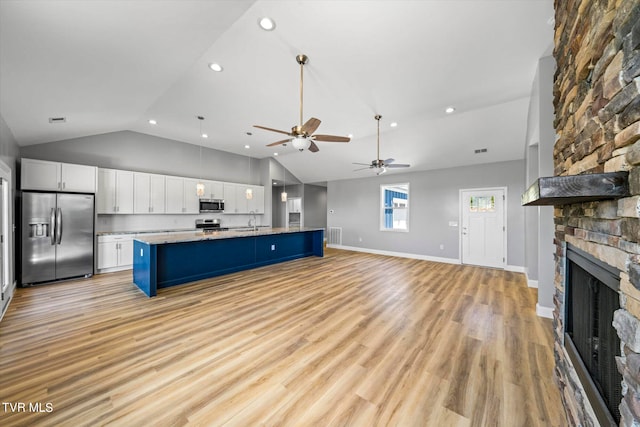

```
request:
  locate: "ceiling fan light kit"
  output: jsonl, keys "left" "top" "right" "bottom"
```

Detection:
{"left": 292, "top": 136, "right": 311, "bottom": 151}
{"left": 254, "top": 54, "right": 350, "bottom": 153}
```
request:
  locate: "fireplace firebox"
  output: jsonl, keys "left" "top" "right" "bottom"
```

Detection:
{"left": 565, "top": 244, "right": 622, "bottom": 426}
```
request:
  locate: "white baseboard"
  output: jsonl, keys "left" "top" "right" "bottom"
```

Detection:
{"left": 505, "top": 265, "right": 525, "bottom": 273}
{"left": 327, "top": 244, "right": 461, "bottom": 265}
{"left": 536, "top": 303, "right": 554, "bottom": 319}
{"left": 527, "top": 279, "right": 539, "bottom": 288}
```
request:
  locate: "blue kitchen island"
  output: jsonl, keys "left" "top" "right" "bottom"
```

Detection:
{"left": 132, "top": 227, "right": 324, "bottom": 297}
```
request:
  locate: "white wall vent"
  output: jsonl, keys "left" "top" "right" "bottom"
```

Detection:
{"left": 327, "top": 227, "right": 342, "bottom": 245}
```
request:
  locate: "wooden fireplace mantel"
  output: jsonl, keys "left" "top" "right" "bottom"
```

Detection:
{"left": 521, "top": 172, "right": 630, "bottom": 206}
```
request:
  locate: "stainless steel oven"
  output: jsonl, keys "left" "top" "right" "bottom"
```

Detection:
{"left": 199, "top": 199, "right": 224, "bottom": 213}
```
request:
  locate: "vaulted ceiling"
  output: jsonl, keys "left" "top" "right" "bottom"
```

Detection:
{"left": 0, "top": 0, "right": 554, "bottom": 183}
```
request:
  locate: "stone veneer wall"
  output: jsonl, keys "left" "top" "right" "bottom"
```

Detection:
{"left": 552, "top": 0, "right": 640, "bottom": 425}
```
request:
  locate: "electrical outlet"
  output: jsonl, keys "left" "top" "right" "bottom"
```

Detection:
{"left": 439, "top": 244, "right": 444, "bottom": 250}
{"left": 358, "top": 237, "right": 362, "bottom": 242}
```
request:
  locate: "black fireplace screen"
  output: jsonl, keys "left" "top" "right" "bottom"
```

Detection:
{"left": 566, "top": 245, "right": 622, "bottom": 425}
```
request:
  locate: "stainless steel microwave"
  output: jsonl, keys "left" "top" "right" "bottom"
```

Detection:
{"left": 199, "top": 199, "right": 224, "bottom": 213}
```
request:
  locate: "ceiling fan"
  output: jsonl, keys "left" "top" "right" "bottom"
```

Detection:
{"left": 253, "top": 54, "right": 350, "bottom": 152}
{"left": 353, "top": 115, "right": 410, "bottom": 175}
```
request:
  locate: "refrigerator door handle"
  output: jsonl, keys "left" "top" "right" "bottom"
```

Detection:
{"left": 50, "top": 208, "right": 56, "bottom": 245}
{"left": 56, "top": 207, "right": 63, "bottom": 244}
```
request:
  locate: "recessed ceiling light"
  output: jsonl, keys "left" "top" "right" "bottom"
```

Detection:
{"left": 445, "top": 106, "right": 456, "bottom": 114}
{"left": 244, "top": 144, "right": 250, "bottom": 149}
{"left": 258, "top": 17, "right": 276, "bottom": 31}
{"left": 390, "top": 122, "right": 398, "bottom": 128}
{"left": 201, "top": 133, "right": 208, "bottom": 139}
{"left": 273, "top": 181, "right": 277, "bottom": 185}
{"left": 148, "top": 119, "right": 157, "bottom": 125}
{"left": 208, "top": 63, "right": 223, "bottom": 72}
{"left": 274, "top": 152, "right": 278, "bottom": 156}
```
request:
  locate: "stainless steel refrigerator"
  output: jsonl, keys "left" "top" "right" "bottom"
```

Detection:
{"left": 21, "top": 192, "right": 94, "bottom": 285}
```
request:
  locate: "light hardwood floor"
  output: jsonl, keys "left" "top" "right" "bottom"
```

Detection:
{"left": 0, "top": 248, "right": 567, "bottom": 426}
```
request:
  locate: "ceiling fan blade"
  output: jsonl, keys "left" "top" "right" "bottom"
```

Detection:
{"left": 386, "top": 163, "right": 411, "bottom": 168}
{"left": 352, "top": 162, "right": 372, "bottom": 166}
{"left": 301, "top": 117, "right": 321, "bottom": 135}
{"left": 308, "top": 140, "right": 320, "bottom": 152}
{"left": 253, "top": 125, "right": 292, "bottom": 136}
{"left": 266, "top": 138, "right": 291, "bottom": 147}
{"left": 383, "top": 158, "right": 395, "bottom": 164}
{"left": 313, "top": 134, "right": 350, "bottom": 142}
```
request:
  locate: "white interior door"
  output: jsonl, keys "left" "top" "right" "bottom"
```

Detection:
{"left": 461, "top": 188, "right": 506, "bottom": 268}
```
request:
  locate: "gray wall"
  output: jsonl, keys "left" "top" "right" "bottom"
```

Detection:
{"left": 271, "top": 183, "right": 327, "bottom": 230}
{"left": 0, "top": 115, "right": 20, "bottom": 173}
{"left": 272, "top": 184, "right": 302, "bottom": 228}
{"left": 523, "top": 55, "right": 556, "bottom": 312}
{"left": 327, "top": 159, "right": 525, "bottom": 266}
{"left": 303, "top": 184, "right": 327, "bottom": 229}
{"left": 20, "top": 130, "right": 263, "bottom": 185}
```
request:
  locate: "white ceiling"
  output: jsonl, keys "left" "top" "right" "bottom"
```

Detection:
{"left": 0, "top": 0, "right": 554, "bottom": 183}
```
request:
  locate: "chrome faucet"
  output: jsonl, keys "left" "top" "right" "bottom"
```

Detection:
{"left": 248, "top": 210, "right": 257, "bottom": 231}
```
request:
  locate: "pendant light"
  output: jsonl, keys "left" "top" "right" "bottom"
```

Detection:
{"left": 281, "top": 164, "right": 287, "bottom": 202}
{"left": 196, "top": 116, "right": 205, "bottom": 197}
{"left": 245, "top": 157, "right": 253, "bottom": 200}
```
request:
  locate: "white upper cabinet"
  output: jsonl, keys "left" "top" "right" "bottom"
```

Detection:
{"left": 97, "top": 169, "right": 134, "bottom": 214}
{"left": 200, "top": 180, "right": 224, "bottom": 200}
{"left": 165, "top": 176, "right": 184, "bottom": 214}
{"left": 183, "top": 178, "right": 200, "bottom": 214}
{"left": 248, "top": 185, "right": 265, "bottom": 214}
{"left": 223, "top": 183, "right": 238, "bottom": 213}
{"left": 134, "top": 172, "right": 165, "bottom": 214}
{"left": 224, "top": 183, "right": 264, "bottom": 214}
{"left": 21, "top": 158, "right": 97, "bottom": 193}
{"left": 288, "top": 198, "right": 302, "bottom": 213}
{"left": 166, "top": 176, "right": 199, "bottom": 214}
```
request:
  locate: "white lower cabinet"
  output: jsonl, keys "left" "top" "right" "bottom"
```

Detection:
{"left": 97, "top": 234, "right": 134, "bottom": 272}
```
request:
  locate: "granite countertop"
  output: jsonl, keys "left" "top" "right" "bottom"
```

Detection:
{"left": 134, "top": 227, "right": 323, "bottom": 245}
{"left": 97, "top": 229, "right": 197, "bottom": 236}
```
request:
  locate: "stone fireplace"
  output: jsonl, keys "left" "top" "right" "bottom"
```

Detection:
{"left": 550, "top": 0, "right": 640, "bottom": 426}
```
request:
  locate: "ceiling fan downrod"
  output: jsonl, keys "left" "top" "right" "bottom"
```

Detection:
{"left": 375, "top": 114, "right": 382, "bottom": 163}
{"left": 297, "top": 54, "right": 308, "bottom": 133}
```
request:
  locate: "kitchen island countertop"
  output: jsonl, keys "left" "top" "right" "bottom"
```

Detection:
{"left": 134, "top": 227, "right": 322, "bottom": 245}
